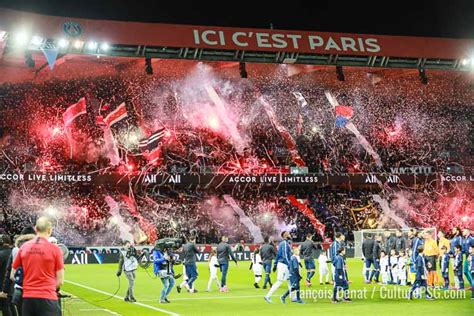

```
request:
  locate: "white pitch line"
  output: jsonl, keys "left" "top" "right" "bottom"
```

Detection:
{"left": 79, "top": 308, "right": 120, "bottom": 315}
{"left": 65, "top": 280, "right": 180, "bottom": 316}
{"left": 140, "top": 294, "right": 279, "bottom": 302}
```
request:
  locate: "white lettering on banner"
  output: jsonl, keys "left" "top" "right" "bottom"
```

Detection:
{"left": 272, "top": 34, "right": 288, "bottom": 48}
{"left": 0, "top": 173, "right": 91, "bottom": 182}
{"left": 232, "top": 32, "right": 248, "bottom": 47}
{"left": 308, "top": 35, "right": 324, "bottom": 49}
{"left": 390, "top": 166, "right": 434, "bottom": 175}
{"left": 441, "top": 175, "right": 471, "bottom": 182}
{"left": 0, "top": 173, "right": 24, "bottom": 181}
{"left": 365, "top": 174, "right": 378, "bottom": 184}
{"left": 365, "top": 38, "right": 381, "bottom": 52}
{"left": 255, "top": 33, "right": 271, "bottom": 48}
{"left": 202, "top": 30, "right": 218, "bottom": 45}
{"left": 228, "top": 175, "right": 318, "bottom": 184}
{"left": 71, "top": 251, "right": 88, "bottom": 264}
{"left": 229, "top": 176, "right": 257, "bottom": 183}
{"left": 287, "top": 34, "right": 302, "bottom": 49}
{"left": 193, "top": 29, "right": 200, "bottom": 44}
{"left": 168, "top": 175, "right": 181, "bottom": 184}
{"left": 144, "top": 174, "right": 157, "bottom": 184}
{"left": 196, "top": 253, "right": 210, "bottom": 261}
{"left": 387, "top": 175, "right": 399, "bottom": 183}
{"left": 357, "top": 38, "right": 366, "bottom": 52}
{"left": 325, "top": 37, "right": 341, "bottom": 51}
{"left": 340, "top": 37, "right": 357, "bottom": 51}
{"left": 192, "top": 29, "right": 381, "bottom": 53}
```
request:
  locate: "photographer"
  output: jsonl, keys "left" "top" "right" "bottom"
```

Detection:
{"left": 153, "top": 245, "right": 178, "bottom": 304}
{"left": 116, "top": 241, "right": 138, "bottom": 303}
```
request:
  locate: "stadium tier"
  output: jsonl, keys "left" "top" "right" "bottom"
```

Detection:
{"left": 0, "top": 5, "right": 473, "bottom": 315}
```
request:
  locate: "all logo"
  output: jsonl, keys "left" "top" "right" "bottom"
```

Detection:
{"left": 63, "top": 21, "right": 82, "bottom": 37}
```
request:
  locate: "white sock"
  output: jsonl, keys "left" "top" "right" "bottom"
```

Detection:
{"left": 266, "top": 280, "right": 282, "bottom": 298}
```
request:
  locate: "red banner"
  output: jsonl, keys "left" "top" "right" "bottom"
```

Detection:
{"left": 0, "top": 9, "right": 473, "bottom": 59}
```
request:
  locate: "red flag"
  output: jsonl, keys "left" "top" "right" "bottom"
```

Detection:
{"left": 95, "top": 115, "right": 106, "bottom": 126}
{"left": 104, "top": 102, "right": 128, "bottom": 126}
{"left": 122, "top": 195, "right": 157, "bottom": 244}
{"left": 288, "top": 195, "right": 326, "bottom": 237}
{"left": 335, "top": 105, "right": 353, "bottom": 118}
{"left": 63, "top": 98, "right": 86, "bottom": 126}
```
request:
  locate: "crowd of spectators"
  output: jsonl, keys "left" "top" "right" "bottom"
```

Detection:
{"left": 0, "top": 65, "right": 472, "bottom": 247}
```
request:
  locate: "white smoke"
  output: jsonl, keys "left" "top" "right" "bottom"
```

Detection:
{"left": 105, "top": 196, "right": 134, "bottom": 242}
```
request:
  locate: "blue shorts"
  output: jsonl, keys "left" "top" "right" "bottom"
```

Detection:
{"left": 304, "top": 258, "right": 315, "bottom": 270}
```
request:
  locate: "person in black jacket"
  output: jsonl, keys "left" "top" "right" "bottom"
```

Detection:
{"left": 0, "top": 235, "right": 14, "bottom": 316}
{"left": 260, "top": 237, "right": 276, "bottom": 289}
{"left": 395, "top": 230, "right": 407, "bottom": 254}
{"left": 1, "top": 226, "right": 36, "bottom": 316}
{"left": 362, "top": 234, "right": 375, "bottom": 283}
{"left": 383, "top": 230, "right": 397, "bottom": 254}
{"left": 370, "top": 235, "right": 383, "bottom": 283}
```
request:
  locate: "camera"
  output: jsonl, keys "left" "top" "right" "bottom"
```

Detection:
{"left": 154, "top": 238, "right": 183, "bottom": 251}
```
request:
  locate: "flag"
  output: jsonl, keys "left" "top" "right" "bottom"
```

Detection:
{"left": 259, "top": 97, "right": 306, "bottom": 167}
{"left": 138, "top": 127, "right": 166, "bottom": 152}
{"left": 63, "top": 98, "right": 86, "bottom": 126}
{"left": 367, "top": 72, "right": 382, "bottom": 85}
{"left": 335, "top": 105, "right": 353, "bottom": 128}
{"left": 288, "top": 195, "right": 325, "bottom": 237}
{"left": 41, "top": 47, "right": 59, "bottom": 70}
{"left": 139, "top": 128, "right": 167, "bottom": 164}
{"left": 102, "top": 125, "right": 121, "bottom": 166}
{"left": 103, "top": 102, "right": 128, "bottom": 126}
{"left": 143, "top": 147, "right": 162, "bottom": 164}
{"left": 292, "top": 92, "right": 308, "bottom": 107}
{"left": 0, "top": 32, "right": 6, "bottom": 60}
{"left": 335, "top": 105, "right": 353, "bottom": 118}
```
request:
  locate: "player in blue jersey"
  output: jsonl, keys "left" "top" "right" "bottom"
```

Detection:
{"left": 280, "top": 247, "right": 304, "bottom": 304}
{"left": 331, "top": 247, "right": 351, "bottom": 303}
{"left": 329, "top": 232, "right": 344, "bottom": 281}
{"left": 408, "top": 246, "right": 433, "bottom": 300}
{"left": 468, "top": 245, "right": 474, "bottom": 299}
{"left": 461, "top": 228, "right": 473, "bottom": 289}
{"left": 264, "top": 231, "right": 292, "bottom": 304}
{"left": 453, "top": 244, "right": 464, "bottom": 290}
{"left": 439, "top": 245, "right": 450, "bottom": 290}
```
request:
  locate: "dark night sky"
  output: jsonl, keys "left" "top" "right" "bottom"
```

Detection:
{"left": 0, "top": 0, "right": 473, "bottom": 39}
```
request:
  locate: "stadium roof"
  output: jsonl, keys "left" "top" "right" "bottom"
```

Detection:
{"left": 0, "top": 8, "right": 473, "bottom": 74}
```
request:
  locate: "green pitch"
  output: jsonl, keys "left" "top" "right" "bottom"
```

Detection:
{"left": 62, "top": 259, "right": 472, "bottom": 316}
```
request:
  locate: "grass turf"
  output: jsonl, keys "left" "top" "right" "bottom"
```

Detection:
{"left": 62, "top": 259, "right": 472, "bottom": 316}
